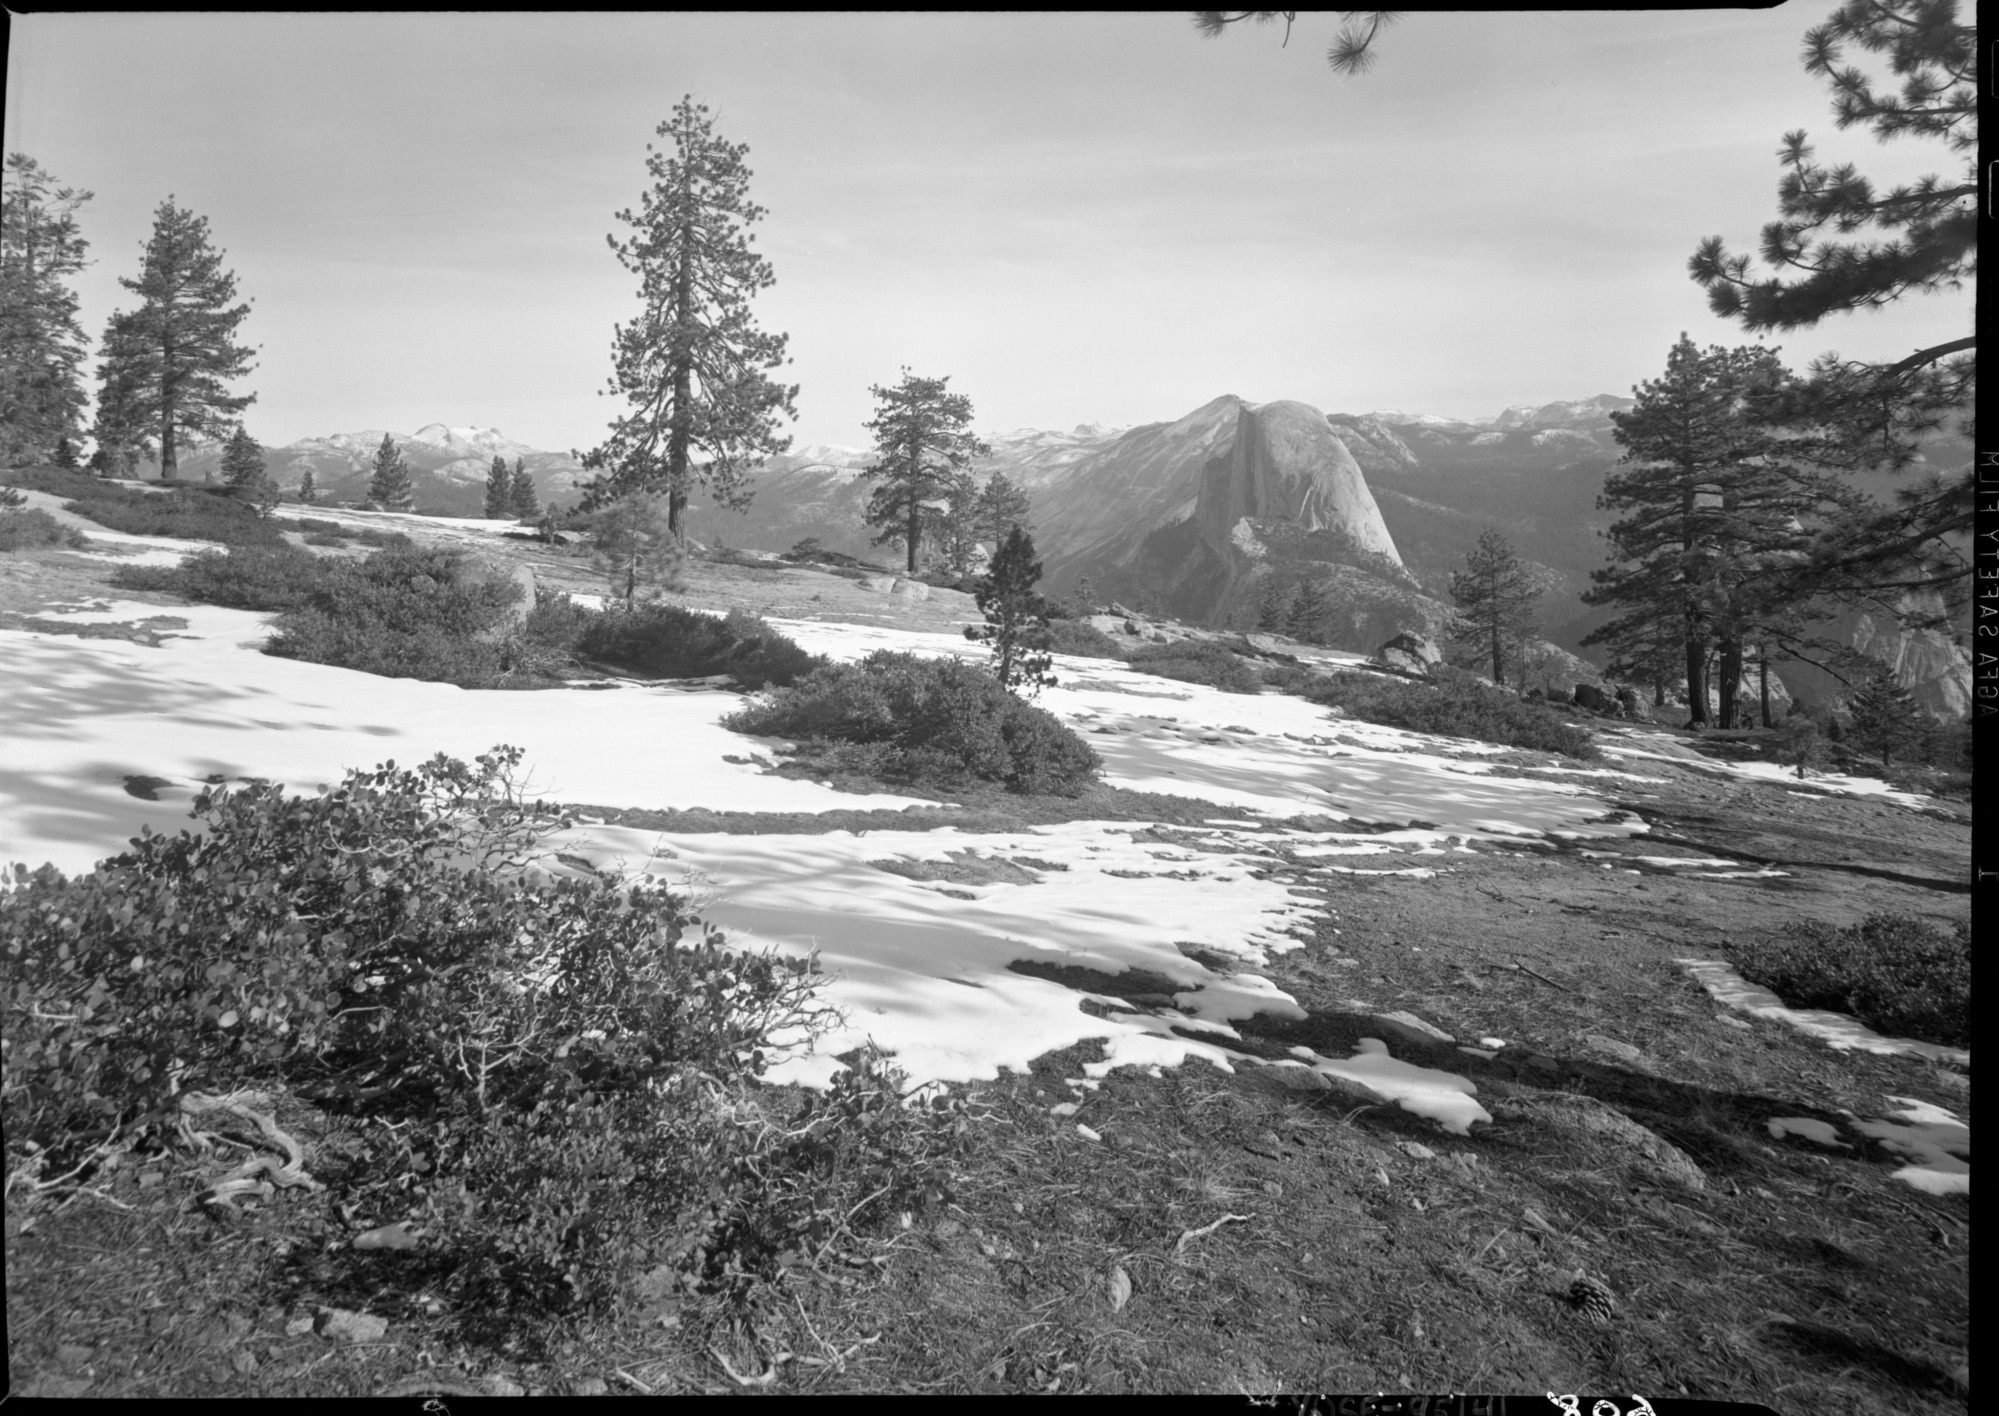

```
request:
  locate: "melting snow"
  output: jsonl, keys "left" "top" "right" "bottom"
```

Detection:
{"left": 1851, "top": 1098, "right": 1971, "bottom": 1197}
{"left": 1286, "top": 1039, "right": 1492, "bottom": 1135}
{"left": 1677, "top": 959, "right": 1970, "bottom": 1067}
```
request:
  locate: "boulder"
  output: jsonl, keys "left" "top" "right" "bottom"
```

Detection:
{"left": 1614, "top": 685, "right": 1647, "bottom": 721}
{"left": 889, "top": 577, "right": 931, "bottom": 602}
{"left": 1572, "top": 682, "right": 1613, "bottom": 714}
{"left": 1497, "top": 1093, "right": 1706, "bottom": 1191}
{"left": 1372, "top": 632, "right": 1441, "bottom": 678}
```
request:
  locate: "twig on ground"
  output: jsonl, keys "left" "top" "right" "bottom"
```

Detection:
{"left": 1174, "top": 1212, "right": 1253, "bottom": 1257}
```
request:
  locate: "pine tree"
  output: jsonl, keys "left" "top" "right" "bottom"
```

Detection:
{"left": 1286, "top": 578, "right": 1331, "bottom": 644}
{"left": 935, "top": 471, "right": 985, "bottom": 580}
{"left": 1256, "top": 577, "right": 1296, "bottom": 632}
{"left": 509, "top": 457, "right": 539, "bottom": 519}
{"left": 483, "top": 455, "right": 512, "bottom": 518}
{"left": 219, "top": 425, "right": 275, "bottom": 514}
{"left": 96, "top": 198, "right": 257, "bottom": 481}
{"left": 51, "top": 436, "right": 77, "bottom": 469}
{"left": 296, "top": 468, "right": 316, "bottom": 505}
{"left": 1447, "top": 528, "right": 1543, "bottom": 690}
{"left": 580, "top": 96, "right": 798, "bottom": 541}
{"left": 968, "top": 527, "right": 1056, "bottom": 697}
{"left": 589, "top": 493, "right": 682, "bottom": 611}
{"left": 87, "top": 309, "right": 152, "bottom": 476}
{"left": 1, "top": 154, "right": 94, "bottom": 466}
{"left": 366, "top": 434, "right": 415, "bottom": 511}
{"left": 976, "top": 471, "right": 1031, "bottom": 542}
{"left": 1690, "top": 1, "right": 1974, "bottom": 620}
{"left": 860, "top": 370, "right": 990, "bottom": 574}
{"left": 1582, "top": 336, "right": 1832, "bottom": 728}
{"left": 1845, "top": 663, "right": 1919, "bottom": 768}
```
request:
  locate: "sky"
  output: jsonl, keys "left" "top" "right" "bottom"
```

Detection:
{"left": 4, "top": 8, "right": 1973, "bottom": 453}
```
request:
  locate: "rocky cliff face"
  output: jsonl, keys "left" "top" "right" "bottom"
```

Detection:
{"left": 1194, "top": 401, "right": 1404, "bottom": 566}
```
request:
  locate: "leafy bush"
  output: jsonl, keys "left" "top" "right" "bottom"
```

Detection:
{"left": 1730, "top": 913, "right": 1970, "bottom": 1049}
{"left": 0, "top": 508, "right": 90, "bottom": 552}
{"left": 1046, "top": 618, "right": 1128, "bottom": 661}
{"left": 1267, "top": 663, "right": 1599, "bottom": 760}
{"left": 61, "top": 482, "right": 286, "bottom": 547}
{"left": 577, "top": 602, "right": 823, "bottom": 688}
{"left": 1128, "top": 638, "right": 1262, "bottom": 693}
{"left": 724, "top": 650, "right": 1101, "bottom": 796}
{"left": 1, "top": 749, "right": 963, "bottom": 1317}
{"left": 111, "top": 542, "right": 329, "bottom": 611}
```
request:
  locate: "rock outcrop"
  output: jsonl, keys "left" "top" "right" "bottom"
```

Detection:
{"left": 1194, "top": 401, "right": 1403, "bottom": 567}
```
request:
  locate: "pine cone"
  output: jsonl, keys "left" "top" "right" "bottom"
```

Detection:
{"left": 1568, "top": 1274, "right": 1616, "bottom": 1326}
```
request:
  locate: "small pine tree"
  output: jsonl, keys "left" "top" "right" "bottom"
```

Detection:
{"left": 509, "top": 457, "right": 539, "bottom": 519}
{"left": 589, "top": 493, "right": 681, "bottom": 610}
{"left": 968, "top": 526, "right": 1056, "bottom": 697}
{"left": 1256, "top": 578, "right": 1295, "bottom": 632}
{"left": 296, "top": 468, "right": 316, "bottom": 505}
{"left": 935, "top": 471, "right": 985, "bottom": 579}
{"left": 1845, "top": 664, "right": 1919, "bottom": 768}
{"left": 976, "top": 471, "right": 1031, "bottom": 542}
{"left": 1779, "top": 705, "right": 1829, "bottom": 779}
{"left": 219, "top": 425, "right": 278, "bottom": 515}
{"left": 484, "top": 455, "right": 512, "bottom": 519}
{"left": 1075, "top": 575, "right": 1096, "bottom": 613}
{"left": 51, "top": 437, "right": 80, "bottom": 470}
{"left": 1286, "top": 579, "right": 1331, "bottom": 643}
{"left": 366, "top": 434, "right": 415, "bottom": 511}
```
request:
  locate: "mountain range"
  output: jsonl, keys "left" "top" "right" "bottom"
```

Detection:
{"left": 133, "top": 392, "right": 1969, "bottom": 714}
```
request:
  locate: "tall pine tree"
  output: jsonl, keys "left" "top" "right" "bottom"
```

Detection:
{"left": 1844, "top": 663, "right": 1920, "bottom": 768}
{"left": 296, "top": 467, "right": 316, "bottom": 505}
{"left": 509, "top": 457, "right": 539, "bottom": 519}
{"left": 483, "top": 455, "right": 512, "bottom": 518}
{"left": 1, "top": 154, "right": 94, "bottom": 466}
{"left": 1447, "top": 529, "right": 1542, "bottom": 690}
{"left": 580, "top": 96, "right": 798, "bottom": 541}
{"left": 366, "top": 434, "right": 415, "bottom": 511}
{"left": 1583, "top": 336, "right": 1830, "bottom": 728}
{"left": 977, "top": 471, "right": 1031, "bottom": 542}
{"left": 97, "top": 198, "right": 257, "bottom": 481}
{"left": 861, "top": 370, "right": 990, "bottom": 575}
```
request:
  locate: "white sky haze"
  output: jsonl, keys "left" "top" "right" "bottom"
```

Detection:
{"left": 3, "top": 9, "right": 1972, "bottom": 452}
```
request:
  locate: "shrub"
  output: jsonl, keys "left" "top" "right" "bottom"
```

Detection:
{"left": 1268, "top": 664, "right": 1599, "bottom": 760}
{"left": 111, "top": 542, "right": 330, "bottom": 611}
{"left": 263, "top": 544, "right": 526, "bottom": 687}
{"left": 1730, "top": 913, "right": 1970, "bottom": 1049}
{"left": 577, "top": 602, "right": 822, "bottom": 687}
{"left": 723, "top": 650, "right": 1101, "bottom": 796}
{"left": 302, "top": 532, "right": 347, "bottom": 547}
{"left": 0, "top": 508, "right": 90, "bottom": 552}
{"left": 1, "top": 748, "right": 961, "bottom": 1317}
{"left": 1128, "top": 638, "right": 1262, "bottom": 693}
{"left": 62, "top": 484, "right": 286, "bottom": 547}
{"left": 1046, "top": 618, "right": 1128, "bottom": 661}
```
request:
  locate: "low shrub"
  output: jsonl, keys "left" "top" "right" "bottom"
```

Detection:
{"left": 302, "top": 532, "right": 347, "bottom": 547}
{"left": 0, "top": 748, "right": 962, "bottom": 1318}
{"left": 61, "top": 483, "right": 286, "bottom": 547}
{"left": 1046, "top": 618, "right": 1128, "bottom": 661}
{"left": 1128, "top": 638, "right": 1262, "bottom": 693}
{"left": 281, "top": 516, "right": 350, "bottom": 537}
{"left": 111, "top": 542, "right": 329, "bottom": 611}
{"left": 577, "top": 602, "right": 823, "bottom": 688}
{"left": 265, "top": 545, "right": 524, "bottom": 687}
{"left": 723, "top": 649, "right": 1102, "bottom": 796}
{"left": 0, "top": 508, "right": 90, "bottom": 552}
{"left": 1730, "top": 913, "right": 1970, "bottom": 1049}
{"left": 1268, "top": 663, "right": 1599, "bottom": 760}
{"left": 1, "top": 467, "right": 105, "bottom": 499}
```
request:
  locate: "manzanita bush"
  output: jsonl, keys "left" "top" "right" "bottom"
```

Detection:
{"left": 2, "top": 747, "right": 970, "bottom": 1317}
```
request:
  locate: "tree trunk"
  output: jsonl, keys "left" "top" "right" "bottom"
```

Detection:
{"left": 1717, "top": 636, "right": 1743, "bottom": 729}
{"left": 1490, "top": 619, "right": 1503, "bottom": 689}
{"left": 1758, "top": 645, "right": 1772, "bottom": 728}
{"left": 159, "top": 389, "right": 177, "bottom": 482}
{"left": 1683, "top": 617, "right": 1708, "bottom": 727}
{"left": 666, "top": 208, "right": 695, "bottom": 544}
